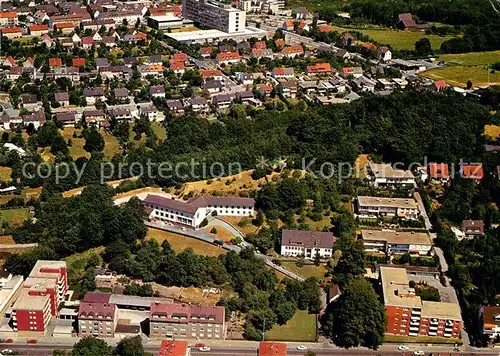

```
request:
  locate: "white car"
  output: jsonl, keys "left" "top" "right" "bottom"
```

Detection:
{"left": 398, "top": 345, "right": 410, "bottom": 351}
{"left": 296, "top": 345, "right": 307, "bottom": 350}
{"left": 413, "top": 351, "right": 425, "bottom": 356}
{"left": 1, "top": 350, "right": 11, "bottom": 355}
{"left": 199, "top": 346, "right": 211, "bottom": 352}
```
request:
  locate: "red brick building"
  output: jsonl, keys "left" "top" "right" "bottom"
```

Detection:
{"left": 381, "top": 267, "right": 462, "bottom": 339}
{"left": 12, "top": 289, "right": 51, "bottom": 336}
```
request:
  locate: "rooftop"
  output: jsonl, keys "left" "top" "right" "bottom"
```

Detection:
{"left": 150, "top": 302, "right": 224, "bottom": 324}
{"left": 357, "top": 196, "right": 418, "bottom": 210}
{"left": 13, "top": 289, "right": 50, "bottom": 311}
{"left": 29, "top": 260, "right": 66, "bottom": 279}
{"left": 368, "top": 163, "right": 414, "bottom": 179}
{"left": 258, "top": 342, "right": 287, "bottom": 356}
{"left": 361, "top": 229, "right": 432, "bottom": 246}
{"left": 281, "top": 229, "right": 335, "bottom": 249}
{"left": 165, "top": 27, "right": 266, "bottom": 42}
{"left": 159, "top": 340, "right": 188, "bottom": 356}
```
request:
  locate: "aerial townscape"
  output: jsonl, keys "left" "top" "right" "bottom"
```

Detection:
{"left": 0, "top": 0, "right": 500, "bottom": 355}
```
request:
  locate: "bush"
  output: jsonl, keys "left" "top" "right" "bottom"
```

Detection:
{"left": 210, "top": 227, "right": 217, "bottom": 234}
{"left": 296, "top": 259, "right": 305, "bottom": 268}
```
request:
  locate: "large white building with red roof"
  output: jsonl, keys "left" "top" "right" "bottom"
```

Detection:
{"left": 142, "top": 194, "right": 255, "bottom": 228}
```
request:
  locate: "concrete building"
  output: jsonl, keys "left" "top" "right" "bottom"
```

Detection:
{"left": 147, "top": 15, "right": 184, "bottom": 30}
{"left": 12, "top": 289, "right": 51, "bottom": 336}
{"left": 381, "top": 266, "right": 462, "bottom": 339}
{"left": 356, "top": 196, "right": 419, "bottom": 220}
{"left": 78, "top": 296, "right": 117, "bottom": 338}
{"left": 28, "top": 260, "right": 68, "bottom": 307}
{"left": 367, "top": 163, "right": 416, "bottom": 188}
{"left": 150, "top": 302, "right": 225, "bottom": 339}
{"left": 182, "top": 0, "right": 246, "bottom": 33}
{"left": 480, "top": 306, "right": 500, "bottom": 340}
{"left": 361, "top": 229, "right": 432, "bottom": 256}
{"left": 143, "top": 194, "right": 255, "bottom": 229}
{"left": 0, "top": 275, "right": 23, "bottom": 318}
{"left": 280, "top": 229, "right": 335, "bottom": 260}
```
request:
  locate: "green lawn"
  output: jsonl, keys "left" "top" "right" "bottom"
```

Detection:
{"left": 151, "top": 122, "right": 167, "bottom": 141}
{"left": 0, "top": 208, "right": 30, "bottom": 228}
{"left": 267, "top": 310, "right": 317, "bottom": 342}
{"left": 330, "top": 25, "right": 454, "bottom": 50}
{"left": 102, "top": 130, "right": 121, "bottom": 159}
{"left": 281, "top": 261, "right": 327, "bottom": 279}
{"left": 438, "top": 50, "right": 500, "bottom": 66}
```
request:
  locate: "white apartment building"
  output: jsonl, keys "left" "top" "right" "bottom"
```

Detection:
{"left": 182, "top": 0, "right": 246, "bottom": 33}
{"left": 367, "top": 163, "right": 416, "bottom": 188}
{"left": 361, "top": 229, "right": 433, "bottom": 256}
{"left": 143, "top": 194, "right": 255, "bottom": 229}
{"left": 356, "top": 196, "right": 419, "bottom": 220}
{"left": 237, "top": 0, "right": 280, "bottom": 13}
{"left": 281, "top": 229, "right": 335, "bottom": 260}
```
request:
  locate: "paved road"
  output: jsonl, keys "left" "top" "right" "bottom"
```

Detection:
{"left": 414, "top": 192, "right": 433, "bottom": 231}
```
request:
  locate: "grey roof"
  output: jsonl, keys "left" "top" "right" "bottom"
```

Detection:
{"left": 281, "top": 229, "right": 335, "bottom": 249}
{"left": 123, "top": 57, "right": 137, "bottom": 65}
{"left": 55, "top": 92, "right": 69, "bottom": 102}
{"left": 94, "top": 58, "right": 109, "bottom": 67}
{"left": 212, "top": 93, "right": 234, "bottom": 104}
{"left": 149, "top": 85, "right": 165, "bottom": 94}
{"left": 147, "top": 55, "right": 162, "bottom": 64}
{"left": 21, "top": 93, "right": 38, "bottom": 104}
{"left": 83, "top": 87, "right": 105, "bottom": 97}
{"left": 108, "top": 294, "right": 173, "bottom": 308}
{"left": 166, "top": 99, "right": 183, "bottom": 110}
{"left": 202, "top": 80, "right": 224, "bottom": 90}
{"left": 188, "top": 96, "right": 207, "bottom": 106}
{"left": 114, "top": 88, "right": 130, "bottom": 98}
{"left": 345, "top": 92, "right": 361, "bottom": 101}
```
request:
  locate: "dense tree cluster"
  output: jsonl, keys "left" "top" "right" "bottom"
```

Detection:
{"left": 104, "top": 240, "right": 320, "bottom": 338}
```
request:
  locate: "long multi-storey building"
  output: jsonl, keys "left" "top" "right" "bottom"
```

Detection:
{"left": 361, "top": 229, "right": 433, "bottom": 256}
{"left": 356, "top": 196, "right": 419, "bottom": 220}
{"left": 143, "top": 194, "right": 255, "bottom": 229}
{"left": 150, "top": 302, "right": 225, "bottom": 340}
{"left": 367, "top": 163, "right": 416, "bottom": 188}
{"left": 381, "top": 267, "right": 462, "bottom": 339}
{"left": 28, "top": 260, "right": 68, "bottom": 307}
{"left": 182, "top": 0, "right": 246, "bottom": 33}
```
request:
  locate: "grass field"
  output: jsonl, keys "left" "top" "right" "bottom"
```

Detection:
{"left": 146, "top": 228, "right": 225, "bottom": 257}
{"left": 61, "top": 127, "right": 90, "bottom": 160}
{"left": 204, "top": 226, "right": 234, "bottom": 241}
{"left": 0, "top": 167, "right": 12, "bottom": 181}
{"left": 421, "top": 50, "right": 500, "bottom": 87}
{"left": 102, "top": 130, "right": 121, "bottom": 159}
{"left": 280, "top": 261, "right": 327, "bottom": 279}
{"left": 151, "top": 122, "right": 167, "bottom": 141}
{"left": 330, "top": 25, "right": 453, "bottom": 50}
{"left": 219, "top": 216, "right": 260, "bottom": 236}
{"left": 0, "top": 208, "right": 30, "bottom": 227}
{"left": 267, "top": 310, "right": 317, "bottom": 342}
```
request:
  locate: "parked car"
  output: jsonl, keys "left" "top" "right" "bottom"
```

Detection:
{"left": 195, "top": 343, "right": 205, "bottom": 348}
{"left": 413, "top": 351, "right": 425, "bottom": 356}
{"left": 296, "top": 345, "right": 307, "bottom": 350}
{"left": 397, "top": 345, "right": 409, "bottom": 351}
{"left": 4, "top": 340, "right": 13, "bottom": 344}
{"left": 199, "top": 346, "right": 211, "bottom": 352}
{"left": 26, "top": 339, "right": 37, "bottom": 344}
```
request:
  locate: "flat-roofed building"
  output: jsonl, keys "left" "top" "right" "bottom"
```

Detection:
{"left": 361, "top": 229, "right": 432, "bottom": 256}
{"left": 29, "top": 260, "right": 68, "bottom": 307}
{"left": 0, "top": 275, "right": 23, "bottom": 318}
{"left": 182, "top": 0, "right": 246, "bottom": 33}
{"left": 367, "top": 163, "right": 416, "bottom": 188}
{"left": 280, "top": 229, "right": 335, "bottom": 260}
{"left": 148, "top": 15, "right": 184, "bottom": 30}
{"left": 12, "top": 289, "right": 51, "bottom": 336}
{"left": 159, "top": 340, "right": 190, "bottom": 356}
{"left": 380, "top": 266, "right": 462, "bottom": 339}
{"left": 150, "top": 302, "right": 225, "bottom": 339}
{"left": 356, "top": 196, "right": 419, "bottom": 220}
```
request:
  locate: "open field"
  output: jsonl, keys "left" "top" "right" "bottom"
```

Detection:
{"left": 61, "top": 127, "right": 89, "bottom": 159}
{"left": 178, "top": 170, "right": 279, "bottom": 197}
{"left": 267, "top": 310, "right": 317, "bottom": 342}
{"left": 296, "top": 214, "right": 332, "bottom": 231}
{"left": 151, "top": 122, "right": 167, "bottom": 141}
{"left": 330, "top": 25, "right": 453, "bottom": 50}
{"left": 421, "top": 65, "right": 500, "bottom": 87}
{"left": 146, "top": 228, "right": 225, "bottom": 257}
{"left": 485, "top": 125, "right": 500, "bottom": 139}
{"left": 0, "top": 167, "right": 12, "bottom": 181}
{"left": 204, "top": 226, "right": 234, "bottom": 241}
{"left": 280, "top": 261, "right": 327, "bottom": 279}
{"left": 102, "top": 130, "right": 121, "bottom": 159}
{"left": 384, "top": 334, "right": 462, "bottom": 344}
{"left": 219, "top": 216, "right": 259, "bottom": 236}
{"left": 421, "top": 51, "right": 500, "bottom": 87}
{"left": 0, "top": 208, "right": 30, "bottom": 227}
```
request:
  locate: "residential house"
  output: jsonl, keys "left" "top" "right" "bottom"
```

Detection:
{"left": 306, "top": 63, "right": 331, "bottom": 75}
{"left": 185, "top": 96, "right": 209, "bottom": 113}
{"left": 212, "top": 94, "right": 234, "bottom": 109}
{"left": 201, "top": 69, "right": 224, "bottom": 82}
{"left": 55, "top": 92, "right": 70, "bottom": 106}
{"left": 480, "top": 306, "right": 500, "bottom": 340}
{"left": 114, "top": 88, "right": 131, "bottom": 102}
{"left": 277, "top": 81, "right": 297, "bottom": 98}
{"left": 200, "top": 47, "right": 213, "bottom": 58}
{"left": 361, "top": 230, "right": 432, "bottom": 256}
{"left": 166, "top": 100, "right": 184, "bottom": 115}
{"left": 356, "top": 196, "right": 419, "bottom": 220}
{"left": 366, "top": 162, "right": 416, "bottom": 188}
{"left": 169, "top": 60, "right": 185, "bottom": 74}
{"left": 271, "top": 67, "right": 294, "bottom": 79}
{"left": 0, "top": 12, "right": 19, "bottom": 27}
{"left": 338, "top": 33, "right": 356, "bottom": 47}
{"left": 94, "top": 58, "right": 109, "bottom": 69}
{"left": 341, "top": 67, "right": 363, "bottom": 78}
{"left": 109, "top": 107, "right": 132, "bottom": 121}
{"left": 83, "top": 87, "right": 106, "bottom": 105}
{"left": 428, "top": 163, "right": 450, "bottom": 183}
{"left": 48, "top": 58, "right": 62, "bottom": 69}
{"left": 397, "top": 13, "right": 430, "bottom": 31}
{"left": 83, "top": 109, "right": 106, "bottom": 125}
{"left": 250, "top": 48, "right": 273, "bottom": 59}
{"left": 139, "top": 105, "right": 160, "bottom": 122}
{"left": 282, "top": 45, "right": 304, "bottom": 58}
{"left": 377, "top": 46, "right": 392, "bottom": 62}
{"left": 149, "top": 85, "right": 165, "bottom": 98}
{"left": 282, "top": 19, "right": 294, "bottom": 31}
{"left": 54, "top": 22, "right": 76, "bottom": 34}
{"left": 54, "top": 112, "right": 77, "bottom": 126}
{"left": 72, "top": 58, "right": 86, "bottom": 68}
{"left": 353, "top": 75, "right": 376, "bottom": 92}
{"left": 461, "top": 220, "right": 485, "bottom": 239}
{"left": 280, "top": 229, "right": 335, "bottom": 260}
{"left": 28, "top": 24, "right": 49, "bottom": 37}
{"left": 460, "top": 163, "right": 484, "bottom": 183}
{"left": 1, "top": 27, "right": 23, "bottom": 39}
{"left": 202, "top": 80, "right": 224, "bottom": 94}
{"left": 296, "top": 22, "right": 309, "bottom": 33}
{"left": 20, "top": 94, "right": 40, "bottom": 109}
{"left": 216, "top": 52, "right": 241, "bottom": 65}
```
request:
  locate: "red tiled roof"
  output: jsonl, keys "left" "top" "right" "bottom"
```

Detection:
{"left": 173, "top": 53, "right": 188, "bottom": 62}
{"left": 0, "top": 12, "right": 18, "bottom": 19}
{"left": 434, "top": 80, "right": 449, "bottom": 90}
{"left": 398, "top": 13, "right": 416, "bottom": 28}
{"left": 55, "top": 22, "right": 75, "bottom": 29}
{"left": 82, "top": 292, "right": 112, "bottom": 303}
{"left": 254, "top": 41, "right": 266, "bottom": 49}
{"left": 78, "top": 301, "right": 116, "bottom": 319}
{"left": 283, "top": 45, "right": 303, "bottom": 55}
{"left": 159, "top": 341, "right": 188, "bottom": 356}
{"left": 307, "top": 62, "right": 331, "bottom": 73}
{"left": 259, "top": 342, "right": 287, "bottom": 356}
{"left": 29, "top": 24, "right": 48, "bottom": 32}
{"left": 169, "top": 60, "right": 184, "bottom": 71}
{"left": 201, "top": 69, "right": 222, "bottom": 78}
{"left": 72, "top": 58, "right": 86, "bottom": 67}
{"left": 275, "top": 39, "right": 285, "bottom": 48}
{"left": 428, "top": 163, "right": 449, "bottom": 179}
{"left": 319, "top": 24, "right": 331, "bottom": 32}
{"left": 462, "top": 164, "right": 484, "bottom": 179}
{"left": 1, "top": 27, "right": 22, "bottom": 33}
{"left": 200, "top": 47, "right": 213, "bottom": 55}
{"left": 216, "top": 51, "right": 240, "bottom": 61}
{"left": 49, "top": 58, "right": 62, "bottom": 67}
